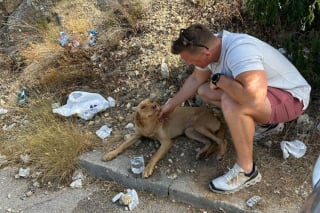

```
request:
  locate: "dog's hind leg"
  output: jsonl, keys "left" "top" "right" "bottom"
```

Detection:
{"left": 201, "top": 124, "right": 227, "bottom": 160}
{"left": 184, "top": 127, "right": 213, "bottom": 160}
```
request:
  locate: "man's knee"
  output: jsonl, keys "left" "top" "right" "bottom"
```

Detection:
{"left": 221, "top": 93, "right": 242, "bottom": 115}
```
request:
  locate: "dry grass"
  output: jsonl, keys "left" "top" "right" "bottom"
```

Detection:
{"left": 1, "top": 0, "right": 151, "bottom": 188}
{"left": 1, "top": 101, "right": 100, "bottom": 186}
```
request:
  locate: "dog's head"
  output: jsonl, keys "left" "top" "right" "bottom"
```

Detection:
{"left": 133, "top": 99, "right": 161, "bottom": 128}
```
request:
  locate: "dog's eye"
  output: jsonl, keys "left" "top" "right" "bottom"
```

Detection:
{"left": 152, "top": 105, "right": 157, "bottom": 109}
{"left": 140, "top": 105, "right": 146, "bottom": 109}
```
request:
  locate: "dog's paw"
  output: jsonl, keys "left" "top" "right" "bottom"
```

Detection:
{"left": 142, "top": 164, "right": 154, "bottom": 178}
{"left": 196, "top": 150, "right": 209, "bottom": 160}
{"left": 102, "top": 151, "right": 117, "bottom": 161}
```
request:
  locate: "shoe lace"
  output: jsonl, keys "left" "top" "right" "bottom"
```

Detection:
{"left": 224, "top": 165, "right": 242, "bottom": 182}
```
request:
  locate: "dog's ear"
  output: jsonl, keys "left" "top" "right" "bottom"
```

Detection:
{"left": 134, "top": 111, "right": 144, "bottom": 128}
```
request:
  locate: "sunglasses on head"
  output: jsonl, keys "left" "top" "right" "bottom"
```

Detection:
{"left": 179, "top": 29, "right": 209, "bottom": 50}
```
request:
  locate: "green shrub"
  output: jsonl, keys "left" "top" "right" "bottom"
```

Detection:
{"left": 246, "top": 0, "right": 320, "bottom": 89}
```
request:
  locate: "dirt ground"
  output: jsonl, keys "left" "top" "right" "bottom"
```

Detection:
{"left": 1, "top": 0, "right": 320, "bottom": 212}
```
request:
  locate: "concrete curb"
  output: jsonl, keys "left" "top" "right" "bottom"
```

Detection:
{"left": 79, "top": 150, "right": 259, "bottom": 213}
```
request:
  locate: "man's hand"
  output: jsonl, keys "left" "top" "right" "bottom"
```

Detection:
{"left": 209, "top": 81, "right": 218, "bottom": 90}
{"left": 158, "top": 98, "right": 175, "bottom": 121}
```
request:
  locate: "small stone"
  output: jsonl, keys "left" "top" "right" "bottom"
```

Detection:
{"left": 125, "top": 123, "right": 134, "bottom": 129}
{"left": 26, "top": 191, "right": 33, "bottom": 197}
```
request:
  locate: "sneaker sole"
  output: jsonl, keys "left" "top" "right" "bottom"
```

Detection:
{"left": 209, "top": 173, "right": 262, "bottom": 194}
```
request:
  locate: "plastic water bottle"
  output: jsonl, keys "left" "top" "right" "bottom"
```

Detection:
{"left": 57, "top": 32, "right": 70, "bottom": 47}
{"left": 17, "top": 88, "right": 28, "bottom": 105}
{"left": 130, "top": 156, "right": 145, "bottom": 174}
{"left": 88, "top": 30, "right": 98, "bottom": 46}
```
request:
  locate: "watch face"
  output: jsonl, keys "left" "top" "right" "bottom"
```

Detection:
{"left": 211, "top": 74, "right": 219, "bottom": 84}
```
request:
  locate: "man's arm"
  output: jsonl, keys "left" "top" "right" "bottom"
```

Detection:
{"left": 159, "top": 69, "right": 211, "bottom": 118}
{"left": 215, "top": 70, "right": 268, "bottom": 107}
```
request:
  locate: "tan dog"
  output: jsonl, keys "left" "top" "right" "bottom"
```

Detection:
{"left": 102, "top": 99, "right": 227, "bottom": 178}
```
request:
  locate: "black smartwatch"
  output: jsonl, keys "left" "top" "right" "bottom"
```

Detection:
{"left": 211, "top": 73, "right": 223, "bottom": 86}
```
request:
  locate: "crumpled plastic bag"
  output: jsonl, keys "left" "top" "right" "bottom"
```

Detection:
{"left": 112, "top": 189, "right": 139, "bottom": 211}
{"left": 53, "top": 91, "right": 115, "bottom": 120}
{"left": 280, "top": 140, "right": 307, "bottom": 160}
{"left": 96, "top": 125, "right": 112, "bottom": 139}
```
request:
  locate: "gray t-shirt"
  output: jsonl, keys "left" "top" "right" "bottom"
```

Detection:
{"left": 198, "top": 30, "right": 311, "bottom": 110}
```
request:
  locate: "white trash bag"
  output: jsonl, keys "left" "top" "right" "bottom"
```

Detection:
{"left": 53, "top": 91, "right": 115, "bottom": 120}
{"left": 96, "top": 125, "right": 112, "bottom": 139}
{"left": 280, "top": 140, "right": 307, "bottom": 160}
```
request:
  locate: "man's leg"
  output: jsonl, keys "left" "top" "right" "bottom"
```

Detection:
{"left": 197, "top": 83, "right": 271, "bottom": 193}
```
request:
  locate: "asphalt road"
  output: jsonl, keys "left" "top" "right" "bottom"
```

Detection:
{"left": 0, "top": 167, "right": 217, "bottom": 213}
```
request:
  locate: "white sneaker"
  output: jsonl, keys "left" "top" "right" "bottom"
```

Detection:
{"left": 254, "top": 123, "right": 284, "bottom": 141}
{"left": 209, "top": 163, "right": 262, "bottom": 194}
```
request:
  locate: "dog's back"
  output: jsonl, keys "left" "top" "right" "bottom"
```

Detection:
{"left": 163, "top": 106, "right": 221, "bottom": 139}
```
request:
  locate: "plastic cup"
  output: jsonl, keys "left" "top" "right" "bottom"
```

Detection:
{"left": 130, "top": 156, "right": 145, "bottom": 174}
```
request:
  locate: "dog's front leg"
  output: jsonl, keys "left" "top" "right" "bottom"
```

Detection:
{"left": 102, "top": 134, "right": 141, "bottom": 161}
{"left": 143, "top": 136, "right": 172, "bottom": 178}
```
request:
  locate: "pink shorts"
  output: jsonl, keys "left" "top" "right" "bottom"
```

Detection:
{"left": 267, "top": 87, "right": 304, "bottom": 124}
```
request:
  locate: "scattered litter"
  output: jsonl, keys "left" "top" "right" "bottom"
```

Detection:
{"left": 112, "top": 192, "right": 124, "bottom": 203}
{"left": 18, "top": 167, "right": 30, "bottom": 178}
{"left": 160, "top": 58, "right": 170, "bottom": 79}
{"left": 52, "top": 91, "right": 115, "bottom": 120}
{"left": 20, "top": 154, "right": 30, "bottom": 164}
{"left": 130, "top": 156, "right": 145, "bottom": 175}
{"left": 72, "top": 169, "right": 84, "bottom": 181}
{"left": 168, "top": 173, "right": 178, "bottom": 180}
{"left": 70, "top": 169, "right": 85, "bottom": 188}
{"left": 112, "top": 189, "right": 139, "bottom": 211}
{"left": 297, "top": 114, "right": 310, "bottom": 124}
{"left": 88, "top": 30, "right": 98, "bottom": 46}
{"left": 56, "top": 30, "right": 98, "bottom": 49}
{"left": 0, "top": 108, "right": 8, "bottom": 114}
{"left": 246, "top": 195, "right": 262, "bottom": 208}
{"left": 17, "top": 88, "right": 28, "bottom": 105}
{"left": 96, "top": 125, "right": 112, "bottom": 139}
{"left": 70, "top": 179, "right": 82, "bottom": 188}
{"left": 317, "top": 123, "right": 320, "bottom": 132}
{"left": 280, "top": 140, "right": 307, "bottom": 160}
{"left": 57, "top": 32, "right": 70, "bottom": 47}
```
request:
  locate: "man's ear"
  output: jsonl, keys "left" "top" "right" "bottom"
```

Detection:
{"left": 203, "top": 48, "right": 211, "bottom": 57}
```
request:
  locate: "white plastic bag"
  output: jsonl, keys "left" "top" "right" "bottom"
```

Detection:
{"left": 53, "top": 91, "right": 115, "bottom": 120}
{"left": 280, "top": 140, "right": 307, "bottom": 160}
{"left": 96, "top": 125, "right": 112, "bottom": 139}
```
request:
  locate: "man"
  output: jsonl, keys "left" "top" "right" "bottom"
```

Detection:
{"left": 159, "top": 24, "right": 311, "bottom": 194}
